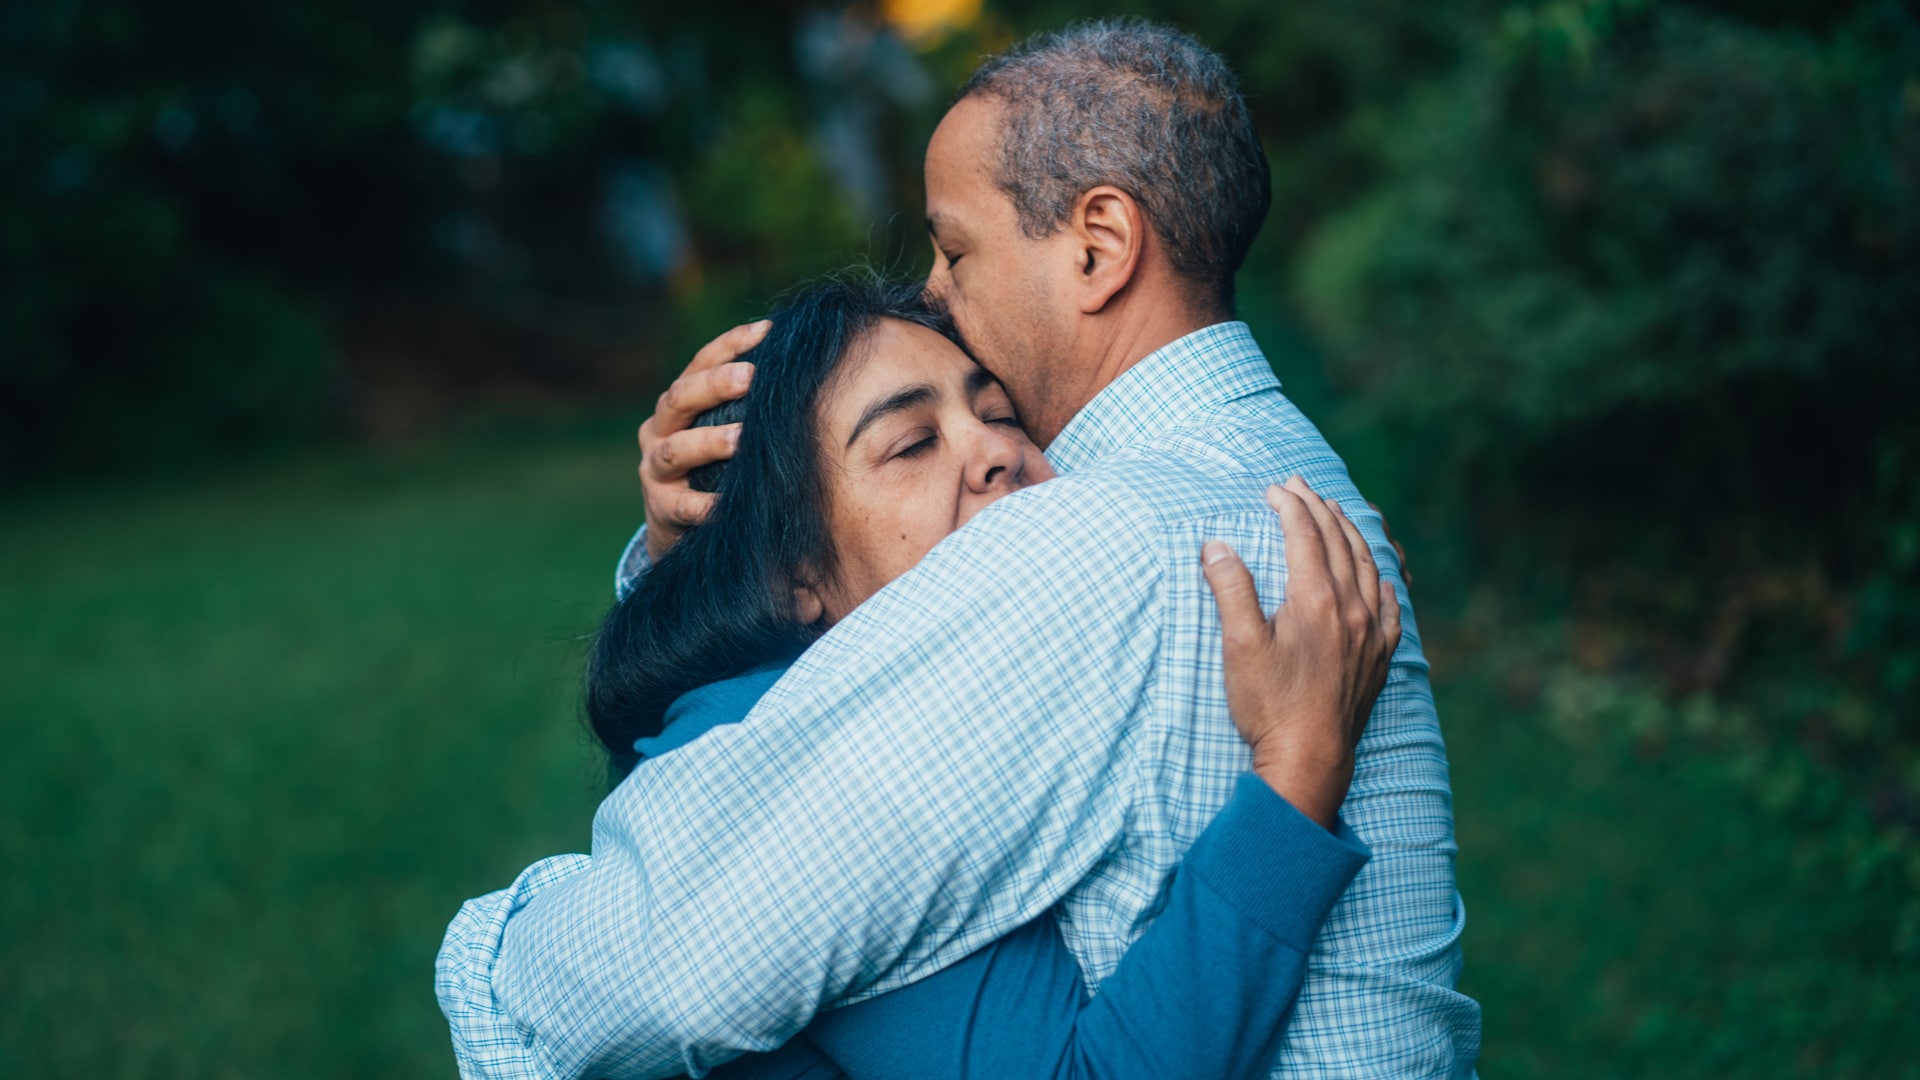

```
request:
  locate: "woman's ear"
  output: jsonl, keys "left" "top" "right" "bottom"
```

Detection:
{"left": 1071, "top": 185, "right": 1146, "bottom": 314}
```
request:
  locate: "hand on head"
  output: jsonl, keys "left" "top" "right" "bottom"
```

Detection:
{"left": 1201, "top": 477, "right": 1402, "bottom": 830}
{"left": 636, "top": 320, "right": 766, "bottom": 561}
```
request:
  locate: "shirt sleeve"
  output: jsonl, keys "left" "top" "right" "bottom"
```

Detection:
{"left": 439, "top": 852, "right": 852, "bottom": 1080}
{"left": 697, "top": 1040, "right": 845, "bottom": 1080}
{"left": 802, "top": 773, "right": 1371, "bottom": 1080}
{"left": 485, "top": 476, "right": 1169, "bottom": 1079}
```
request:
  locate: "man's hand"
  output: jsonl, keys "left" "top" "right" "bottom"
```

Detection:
{"left": 637, "top": 320, "right": 769, "bottom": 561}
{"left": 1201, "top": 477, "right": 1402, "bottom": 830}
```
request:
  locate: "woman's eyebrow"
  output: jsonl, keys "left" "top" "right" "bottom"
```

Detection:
{"left": 846, "top": 385, "right": 937, "bottom": 449}
{"left": 963, "top": 366, "right": 997, "bottom": 398}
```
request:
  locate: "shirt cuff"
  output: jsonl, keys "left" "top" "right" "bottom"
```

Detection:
{"left": 436, "top": 854, "right": 592, "bottom": 1079}
{"left": 614, "top": 523, "right": 652, "bottom": 600}
{"left": 1182, "top": 772, "right": 1372, "bottom": 954}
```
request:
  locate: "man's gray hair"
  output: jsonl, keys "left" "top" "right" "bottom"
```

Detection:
{"left": 957, "top": 19, "right": 1270, "bottom": 312}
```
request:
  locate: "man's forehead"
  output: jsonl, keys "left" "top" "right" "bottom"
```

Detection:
{"left": 931, "top": 92, "right": 995, "bottom": 145}
{"left": 923, "top": 178, "right": 974, "bottom": 238}
{"left": 926, "top": 96, "right": 998, "bottom": 182}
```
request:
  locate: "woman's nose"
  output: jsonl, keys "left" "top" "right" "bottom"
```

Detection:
{"left": 967, "top": 425, "right": 1027, "bottom": 493}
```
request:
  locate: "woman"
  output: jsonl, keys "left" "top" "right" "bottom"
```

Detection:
{"left": 582, "top": 276, "right": 1400, "bottom": 1079}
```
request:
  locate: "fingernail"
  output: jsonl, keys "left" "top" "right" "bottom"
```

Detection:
{"left": 726, "top": 426, "right": 742, "bottom": 448}
{"left": 733, "top": 364, "right": 753, "bottom": 389}
{"left": 1264, "top": 484, "right": 1286, "bottom": 510}
{"left": 1202, "top": 540, "right": 1232, "bottom": 565}
{"left": 752, "top": 319, "right": 773, "bottom": 335}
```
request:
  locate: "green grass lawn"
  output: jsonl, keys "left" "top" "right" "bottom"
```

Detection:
{"left": 2, "top": 420, "right": 1910, "bottom": 1077}
{"left": 1446, "top": 668, "right": 1915, "bottom": 1076}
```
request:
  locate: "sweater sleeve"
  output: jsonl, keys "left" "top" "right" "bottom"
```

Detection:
{"left": 695, "top": 1040, "right": 845, "bottom": 1080}
{"left": 796, "top": 773, "right": 1370, "bottom": 1080}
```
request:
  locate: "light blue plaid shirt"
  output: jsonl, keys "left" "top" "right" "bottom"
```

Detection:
{"left": 436, "top": 322, "right": 1480, "bottom": 1079}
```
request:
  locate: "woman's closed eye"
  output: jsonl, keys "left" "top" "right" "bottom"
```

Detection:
{"left": 892, "top": 430, "right": 938, "bottom": 459}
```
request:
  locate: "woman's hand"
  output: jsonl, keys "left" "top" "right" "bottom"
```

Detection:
{"left": 1201, "top": 477, "right": 1402, "bottom": 830}
{"left": 636, "top": 320, "right": 768, "bottom": 561}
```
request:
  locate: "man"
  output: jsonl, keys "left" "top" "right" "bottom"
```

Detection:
{"left": 439, "top": 19, "right": 1480, "bottom": 1078}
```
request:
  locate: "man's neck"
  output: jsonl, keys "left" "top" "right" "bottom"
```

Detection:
{"left": 1029, "top": 302, "right": 1224, "bottom": 449}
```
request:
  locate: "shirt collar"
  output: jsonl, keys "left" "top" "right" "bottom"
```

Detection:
{"left": 1044, "top": 321, "right": 1279, "bottom": 474}
{"left": 633, "top": 654, "right": 799, "bottom": 761}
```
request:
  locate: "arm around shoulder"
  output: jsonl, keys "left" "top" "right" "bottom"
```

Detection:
{"left": 495, "top": 480, "right": 1172, "bottom": 1078}
{"left": 436, "top": 854, "right": 592, "bottom": 1080}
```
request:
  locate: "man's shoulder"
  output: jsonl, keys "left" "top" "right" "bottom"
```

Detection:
{"left": 958, "top": 451, "right": 1249, "bottom": 551}
{"left": 1055, "top": 394, "right": 1343, "bottom": 520}
{"left": 911, "top": 467, "right": 1169, "bottom": 585}
{"left": 907, "top": 388, "right": 1360, "bottom": 585}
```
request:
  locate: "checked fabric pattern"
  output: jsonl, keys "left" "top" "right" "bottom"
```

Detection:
{"left": 437, "top": 321, "right": 1481, "bottom": 1079}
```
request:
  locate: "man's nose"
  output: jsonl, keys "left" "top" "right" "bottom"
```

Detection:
{"left": 922, "top": 265, "right": 949, "bottom": 303}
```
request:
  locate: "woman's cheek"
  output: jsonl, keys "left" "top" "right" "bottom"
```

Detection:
{"left": 902, "top": 486, "right": 955, "bottom": 558}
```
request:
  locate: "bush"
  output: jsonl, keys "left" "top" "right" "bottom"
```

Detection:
{"left": 1301, "top": 3, "right": 1918, "bottom": 452}
{"left": 1296, "top": 0, "right": 1920, "bottom": 862}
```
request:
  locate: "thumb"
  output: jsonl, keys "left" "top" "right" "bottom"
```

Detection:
{"left": 1202, "top": 541, "right": 1266, "bottom": 651}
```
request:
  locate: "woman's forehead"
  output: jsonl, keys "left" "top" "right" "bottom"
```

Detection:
{"left": 838, "top": 319, "right": 980, "bottom": 393}
{"left": 821, "top": 320, "right": 996, "bottom": 434}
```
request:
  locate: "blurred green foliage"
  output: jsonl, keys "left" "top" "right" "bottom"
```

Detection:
{"left": 1284, "top": 2, "right": 1920, "bottom": 1037}
{"left": 2, "top": 0, "right": 922, "bottom": 469}
{"left": 1291, "top": 0, "right": 1920, "bottom": 962}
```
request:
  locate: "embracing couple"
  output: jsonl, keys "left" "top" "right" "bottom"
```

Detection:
{"left": 438, "top": 19, "right": 1480, "bottom": 1080}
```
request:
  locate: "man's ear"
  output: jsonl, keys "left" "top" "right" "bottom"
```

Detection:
{"left": 1070, "top": 186, "right": 1145, "bottom": 314}
{"left": 791, "top": 585, "right": 827, "bottom": 626}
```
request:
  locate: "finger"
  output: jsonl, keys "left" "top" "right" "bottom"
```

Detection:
{"left": 1333, "top": 502, "right": 1380, "bottom": 620}
{"left": 645, "top": 424, "right": 741, "bottom": 483}
{"left": 1380, "top": 574, "right": 1403, "bottom": 652}
{"left": 650, "top": 362, "right": 756, "bottom": 442}
{"left": 1283, "top": 478, "right": 1350, "bottom": 594}
{"left": 1267, "top": 483, "right": 1332, "bottom": 603}
{"left": 688, "top": 320, "right": 773, "bottom": 375}
{"left": 1201, "top": 541, "right": 1266, "bottom": 653}
{"left": 1304, "top": 482, "right": 1358, "bottom": 591}
{"left": 665, "top": 488, "right": 718, "bottom": 530}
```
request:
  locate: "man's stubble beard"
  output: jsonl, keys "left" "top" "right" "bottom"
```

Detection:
{"left": 942, "top": 272, "right": 1080, "bottom": 446}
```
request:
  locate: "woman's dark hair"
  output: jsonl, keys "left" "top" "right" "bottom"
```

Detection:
{"left": 587, "top": 274, "right": 957, "bottom": 781}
